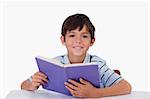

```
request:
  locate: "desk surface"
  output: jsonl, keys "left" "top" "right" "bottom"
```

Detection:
{"left": 5, "top": 90, "right": 150, "bottom": 99}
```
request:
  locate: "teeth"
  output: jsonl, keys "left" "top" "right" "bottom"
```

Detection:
{"left": 75, "top": 46, "right": 82, "bottom": 48}
{"left": 73, "top": 47, "right": 82, "bottom": 49}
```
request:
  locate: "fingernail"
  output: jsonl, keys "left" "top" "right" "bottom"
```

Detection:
{"left": 64, "top": 82, "right": 67, "bottom": 85}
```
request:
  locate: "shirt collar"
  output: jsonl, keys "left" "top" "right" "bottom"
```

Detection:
{"left": 63, "top": 53, "right": 91, "bottom": 64}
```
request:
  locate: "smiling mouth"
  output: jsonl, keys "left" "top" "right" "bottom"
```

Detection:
{"left": 73, "top": 46, "right": 83, "bottom": 49}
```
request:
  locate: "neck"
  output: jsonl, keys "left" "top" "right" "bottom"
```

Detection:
{"left": 68, "top": 54, "right": 86, "bottom": 64}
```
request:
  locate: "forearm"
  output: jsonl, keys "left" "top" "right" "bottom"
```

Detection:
{"left": 21, "top": 80, "right": 38, "bottom": 91}
{"left": 95, "top": 80, "right": 132, "bottom": 97}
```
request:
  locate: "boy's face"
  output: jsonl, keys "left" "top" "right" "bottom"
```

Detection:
{"left": 61, "top": 25, "right": 95, "bottom": 57}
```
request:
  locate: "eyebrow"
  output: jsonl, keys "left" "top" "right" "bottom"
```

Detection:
{"left": 68, "top": 31, "right": 76, "bottom": 34}
{"left": 82, "top": 32, "right": 90, "bottom": 34}
{"left": 68, "top": 31, "right": 90, "bottom": 34}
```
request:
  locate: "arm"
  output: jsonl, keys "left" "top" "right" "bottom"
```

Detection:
{"left": 65, "top": 78, "right": 131, "bottom": 98}
{"left": 21, "top": 72, "right": 48, "bottom": 91}
{"left": 95, "top": 79, "right": 132, "bottom": 97}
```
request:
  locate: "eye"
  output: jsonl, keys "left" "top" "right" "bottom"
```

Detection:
{"left": 69, "top": 34, "right": 75, "bottom": 37}
{"left": 82, "top": 35, "right": 89, "bottom": 38}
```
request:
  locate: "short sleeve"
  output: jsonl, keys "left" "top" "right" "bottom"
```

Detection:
{"left": 99, "top": 63, "right": 123, "bottom": 87}
{"left": 90, "top": 55, "right": 123, "bottom": 88}
{"left": 52, "top": 55, "right": 66, "bottom": 64}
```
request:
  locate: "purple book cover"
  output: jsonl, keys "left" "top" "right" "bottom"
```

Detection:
{"left": 35, "top": 56, "right": 100, "bottom": 96}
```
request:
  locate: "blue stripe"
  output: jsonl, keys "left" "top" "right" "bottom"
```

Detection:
{"left": 108, "top": 77, "right": 122, "bottom": 87}
{"left": 104, "top": 72, "right": 115, "bottom": 87}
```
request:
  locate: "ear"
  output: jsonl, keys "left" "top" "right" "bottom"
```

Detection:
{"left": 90, "top": 38, "right": 95, "bottom": 46}
{"left": 60, "top": 36, "right": 65, "bottom": 45}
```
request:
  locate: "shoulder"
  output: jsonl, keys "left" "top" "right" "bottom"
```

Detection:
{"left": 90, "top": 54, "right": 106, "bottom": 66}
{"left": 52, "top": 54, "right": 66, "bottom": 64}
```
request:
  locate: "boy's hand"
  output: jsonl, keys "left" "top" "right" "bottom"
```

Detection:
{"left": 64, "top": 78, "right": 98, "bottom": 98}
{"left": 31, "top": 72, "right": 48, "bottom": 89}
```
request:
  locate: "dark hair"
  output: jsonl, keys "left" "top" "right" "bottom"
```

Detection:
{"left": 61, "top": 14, "right": 95, "bottom": 40}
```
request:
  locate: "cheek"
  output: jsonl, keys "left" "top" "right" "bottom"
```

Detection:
{"left": 65, "top": 37, "right": 73, "bottom": 43}
{"left": 65, "top": 41, "right": 73, "bottom": 48}
{"left": 83, "top": 41, "right": 91, "bottom": 46}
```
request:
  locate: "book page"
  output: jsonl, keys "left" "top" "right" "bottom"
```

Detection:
{"left": 64, "top": 62, "right": 98, "bottom": 67}
{"left": 36, "top": 56, "right": 98, "bottom": 68}
{"left": 36, "top": 56, "right": 64, "bottom": 67}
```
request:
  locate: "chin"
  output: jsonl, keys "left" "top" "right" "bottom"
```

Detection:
{"left": 72, "top": 52, "right": 85, "bottom": 57}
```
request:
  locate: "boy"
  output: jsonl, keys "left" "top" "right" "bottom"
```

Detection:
{"left": 21, "top": 13, "right": 132, "bottom": 98}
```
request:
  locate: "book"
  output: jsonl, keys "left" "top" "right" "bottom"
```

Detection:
{"left": 35, "top": 56, "right": 100, "bottom": 96}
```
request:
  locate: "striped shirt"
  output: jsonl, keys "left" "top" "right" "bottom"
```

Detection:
{"left": 53, "top": 53, "right": 123, "bottom": 88}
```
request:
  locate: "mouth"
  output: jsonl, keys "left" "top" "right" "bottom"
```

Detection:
{"left": 73, "top": 46, "right": 84, "bottom": 49}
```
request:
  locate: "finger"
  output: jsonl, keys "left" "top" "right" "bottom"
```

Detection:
{"left": 32, "top": 76, "right": 47, "bottom": 84}
{"left": 64, "top": 82, "right": 78, "bottom": 90}
{"left": 35, "top": 72, "right": 47, "bottom": 78}
{"left": 79, "top": 78, "right": 89, "bottom": 85}
{"left": 68, "top": 79, "right": 81, "bottom": 87}
{"left": 32, "top": 78, "right": 45, "bottom": 85}
{"left": 32, "top": 82, "right": 40, "bottom": 87}
{"left": 42, "top": 78, "right": 48, "bottom": 83}
{"left": 33, "top": 75, "right": 48, "bottom": 83}
{"left": 65, "top": 86, "right": 82, "bottom": 98}
{"left": 65, "top": 85, "right": 78, "bottom": 96}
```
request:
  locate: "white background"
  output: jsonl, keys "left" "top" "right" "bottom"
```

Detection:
{"left": 0, "top": 0, "right": 150, "bottom": 99}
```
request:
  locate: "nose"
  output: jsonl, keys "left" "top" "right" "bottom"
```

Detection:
{"left": 75, "top": 36, "right": 81, "bottom": 43}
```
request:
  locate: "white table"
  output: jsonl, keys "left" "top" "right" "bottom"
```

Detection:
{"left": 5, "top": 89, "right": 150, "bottom": 99}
